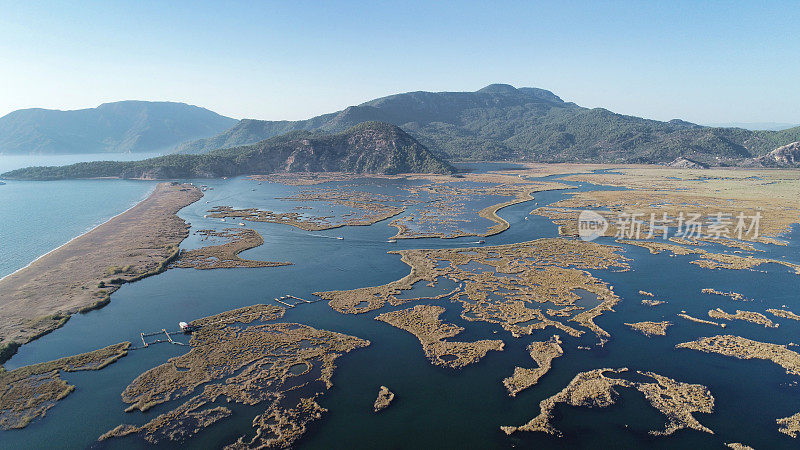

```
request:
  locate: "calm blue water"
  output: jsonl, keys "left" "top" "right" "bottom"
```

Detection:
{"left": 0, "top": 154, "right": 161, "bottom": 279}
{"left": 1, "top": 166, "right": 799, "bottom": 449}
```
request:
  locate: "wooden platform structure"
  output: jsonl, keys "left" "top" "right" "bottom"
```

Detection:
{"left": 139, "top": 328, "right": 187, "bottom": 348}
{"left": 273, "top": 294, "right": 321, "bottom": 308}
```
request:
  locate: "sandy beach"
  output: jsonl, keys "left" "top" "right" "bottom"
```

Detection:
{"left": 0, "top": 182, "right": 202, "bottom": 364}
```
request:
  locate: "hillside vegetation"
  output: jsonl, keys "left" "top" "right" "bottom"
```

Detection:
{"left": 1, "top": 122, "right": 454, "bottom": 180}
{"left": 0, "top": 101, "right": 237, "bottom": 155}
{"left": 177, "top": 84, "right": 800, "bottom": 165}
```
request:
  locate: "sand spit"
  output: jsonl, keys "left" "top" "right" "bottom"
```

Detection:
{"left": 173, "top": 228, "right": 290, "bottom": 269}
{"left": 373, "top": 386, "right": 395, "bottom": 412}
{"left": 375, "top": 304, "right": 504, "bottom": 369}
{"left": 677, "top": 335, "right": 800, "bottom": 376}
{"left": 0, "top": 183, "right": 202, "bottom": 365}
{"left": 0, "top": 342, "right": 130, "bottom": 429}
{"left": 500, "top": 368, "right": 714, "bottom": 437}
{"left": 503, "top": 335, "right": 563, "bottom": 396}
{"left": 625, "top": 321, "right": 672, "bottom": 337}
{"left": 99, "top": 304, "right": 369, "bottom": 447}
{"left": 707, "top": 308, "right": 778, "bottom": 328}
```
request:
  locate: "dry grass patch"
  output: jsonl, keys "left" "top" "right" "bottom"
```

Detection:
{"left": 317, "top": 238, "right": 629, "bottom": 340}
{"left": 707, "top": 308, "right": 778, "bottom": 328}
{"left": 173, "top": 228, "right": 290, "bottom": 270}
{"left": 625, "top": 321, "right": 672, "bottom": 337}
{"left": 0, "top": 342, "right": 130, "bottom": 429}
{"left": 502, "top": 335, "right": 563, "bottom": 397}
{"left": 99, "top": 304, "right": 369, "bottom": 447}
{"left": 677, "top": 335, "right": 800, "bottom": 376}
{"left": 777, "top": 412, "right": 800, "bottom": 438}
{"left": 375, "top": 304, "right": 504, "bottom": 369}
{"left": 500, "top": 368, "right": 714, "bottom": 437}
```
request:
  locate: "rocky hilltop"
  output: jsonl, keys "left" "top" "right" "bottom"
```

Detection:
{"left": 667, "top": 156, "right": 709, "bottom": 169}
{"left": 755, "top": 141, "right": 800, "bottom": 167}
{"left": 1, "top": 122, "right": 454, "bottom": 180}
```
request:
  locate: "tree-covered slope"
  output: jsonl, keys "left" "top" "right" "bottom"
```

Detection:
{"left": 1, "top": 122, "right": 454, "bottom": 180}
{"left": 175, "top": 84, "right": 800, "bottom": 165}
{"left": 0, "top": 101, "right": 237, "bottom": 155}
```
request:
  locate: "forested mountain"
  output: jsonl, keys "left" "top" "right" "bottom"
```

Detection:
{"left": 1, "top": 122, "right": 454, "bottom": 180}
{"left": 0, "top": 101, "right": 237, "bottom": 154}
{"left": 176, "top": 84, "right": 800, "bottom": 165}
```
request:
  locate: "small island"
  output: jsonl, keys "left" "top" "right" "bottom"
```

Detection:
{"left": 373, "top": 386, "right": 395, "bottom": 412}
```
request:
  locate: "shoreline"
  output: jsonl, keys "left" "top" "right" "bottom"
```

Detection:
{"left": 0, "top": 184, "right": 157, "bottom": 284}
{"left": 0, "top": 182, "right": 203, "bottom": 365}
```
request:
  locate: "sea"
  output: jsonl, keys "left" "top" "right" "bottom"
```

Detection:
{"left": 0, "top": 160, "right": 798, "bottom": 449}
{"left": 0, "top": 154, "right": 161, "bottom": 279}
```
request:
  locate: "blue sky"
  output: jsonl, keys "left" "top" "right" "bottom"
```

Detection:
{"left": 1, "top": 0, "right": 798, "bottom": 124}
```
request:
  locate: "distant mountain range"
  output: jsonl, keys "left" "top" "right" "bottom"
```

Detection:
{"left": 0, "top": 101, "right": 237, "bottom": 154}
{"left": 2, "top": 85, "right": 799, "bottom": 167}
{"left": 1, "top": 122, "right": 454, "bottom": 180}
{"left": 173, "top": 84, "right": 800, "bottom": 166}
{"left": 702, "top": 122, "right": 799, "bottom": 131}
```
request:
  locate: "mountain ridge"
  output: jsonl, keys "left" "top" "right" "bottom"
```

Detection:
{"left": 174, "top": 84, "right": 800, "bottom": 165}
{"left": 0, "top": 101, "right": 237, "bottom": 155}
{"left": 1, "top": 122, "right": 454, "bottom": 180}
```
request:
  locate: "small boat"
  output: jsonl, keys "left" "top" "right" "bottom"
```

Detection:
{"left": 203, "top": 215, "right": 208, "bottom": 218}
{"left": 477, "top": 240, "right": 485, "bottom": 244}
{"left": 524, "top": 217, "right": 528, "bottom": 220}
{"left": 239, "top": 222, "right": 245, "bottom": 226}
{"left": 336, "top": 237, "right": 344, "bottom": 240}
{"left": 387, "top": 239, "right": 397, "bottom": 243}
{"left": 220, "top": 218, "right": 226, "bottom": 222}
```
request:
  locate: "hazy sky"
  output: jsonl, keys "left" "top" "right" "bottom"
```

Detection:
{"left": 1, "top": 1, "right": 798, "bottom": 124}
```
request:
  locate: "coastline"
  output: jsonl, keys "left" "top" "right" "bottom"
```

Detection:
{"left": 0, "top": 182, "right": 203, "bottom": 365}
{"left": 0, "top": 184, "right": 157, "bottom": 284}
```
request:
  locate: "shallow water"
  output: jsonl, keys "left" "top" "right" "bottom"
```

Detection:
{"left": 1, "top": 165, "right": 799, "bottom": 449}
{"left": 0, "top": 153, "right": 162, "bottom": 278}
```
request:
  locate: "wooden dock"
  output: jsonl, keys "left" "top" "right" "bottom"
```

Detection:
{"left": 137, "top": 328, "right": 187, "bottom": 348}
{"left": 286, "top": 295, "right": 314, "bottom": 303}
{"left": 274, "top": 298, "right": 295, "bottom": 308}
